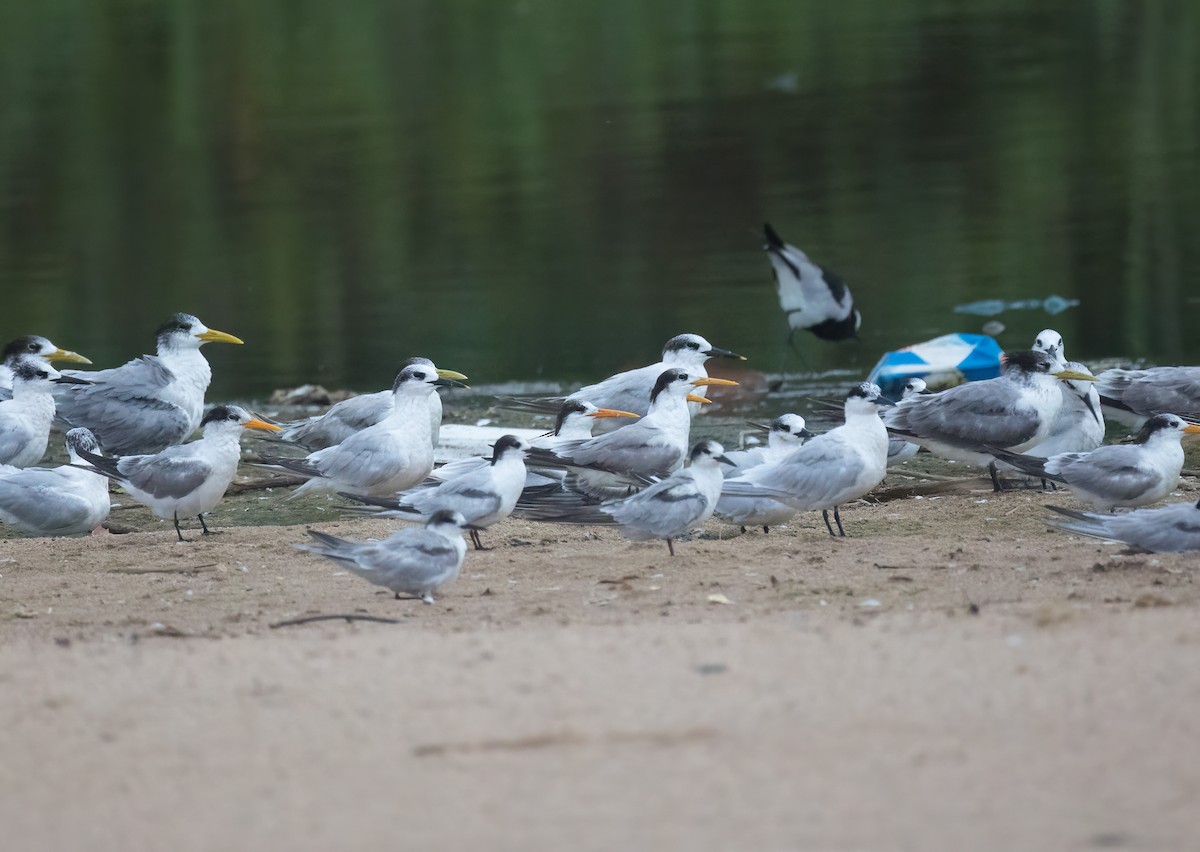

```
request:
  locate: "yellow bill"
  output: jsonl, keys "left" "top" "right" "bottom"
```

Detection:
{"left": 589, "top": 408, "right": 640, "bottom": 420}
{"left": 196, "top": 328, "right": 244, "bottom": 345}
{"left": 1184, "top": 424, "right": 1200, "bottom": 435}
{"left": 690, "top": 377, "right": 739, "bottom": 387}
{"left": 686, "top": 393, "right": 713, "bottom": 404}
{"left": 50, "top": 348, "right": 92, "bottom": 365}
{"left": 436, "top": 368, "right": 469, "bottom": 381}
{"left": 243, "top": 418, "right": 282, "bottom": 432}
{"left": 1054, "top": 369, "right": 1098, "bottom": 382}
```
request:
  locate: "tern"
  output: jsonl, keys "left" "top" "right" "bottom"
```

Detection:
{"left": 722, "top": 382, "right": 893, "bottom": 536}
{"left": 53, "top": 313, "right": 243, "bottom": 455}
{"left": 713, "top": 414, "right": 814, "bottom": 532}
{"left": 342, "top": 435, "right": 530, "bottom": 550}
{"left": 988, "top": 413, "right": 1200, "bottom": 511}
{"left": 522, "top": 440, "right": 735, "bottom": 556}
{"left": 883, "top": 350, "right": 1098, "bottom": 490}
{"left": 74, "top": 404, "right": 281, "bottom": 541}
{"left": 507, "top": 333, "right": 744, "bottom": 431}
{"left": 0, "top": 335, "right": 91, "bottom": 398}
{"left": 0, "top": 359, "right": 90, "bottom": 468}
{"left": 0, "top": 428, "right": 110, "bottom": 536}
{"left": 278, "top": 357, "right": 469, "bottom": 450}
{"left": 1046, "top": 498, "right": 1200, "bottom": 553}
{"left": 1023, "top": 329, "right": 1104, "bottom": 463}
{"left": 523, "top": 368, "right": 737, "bottom": 499}
{"left": 1095, "top": 366, "right": 1200, "bottom": 429}
{"left": 295, "top": 509, "right": 469, "bottom": 603}
{"left": 258, "top": 364, "right": 462, "bottom": 498}
{"left": 887, "top": 378, "right": 930, "bottom": 464}
{"left": 763, "top": 222, "right": 860, "bottom": 343}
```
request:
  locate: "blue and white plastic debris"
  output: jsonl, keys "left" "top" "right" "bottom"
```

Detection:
{"left": 867, "top": 333, "right": 1003, "bottom": 399}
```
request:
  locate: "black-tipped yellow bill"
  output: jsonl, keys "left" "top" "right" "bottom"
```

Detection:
{"left": 50, "top": 348, "right": 92, "bottom": 365}
{"left": 196, "top": 328, "right": 244, "bottom": 345}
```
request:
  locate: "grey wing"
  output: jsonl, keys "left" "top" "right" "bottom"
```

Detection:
{"left": 1116, "top": 503, "right": 1200, "bottom": 552}
{"left": 888, "top": 382, "right": 1039, "bottom": 448}
{"left": 569, "top": 366, "right": 657, "bottom": 415}
{"left": 55, "top": 357, "right": 190, "bottom": 453}
{"left": 405, "top": 473, "right": 502, "bottom": 521}
{"left": 0, "top": 472, "right": 92, "bottom": 532}
{"left": 118, "top": 451, "right": 214, "bottom": 499}
{"left": 737, "top": 435, "right": 864, "bottom": 508}
{"left": 1058, "top": 447, "right": 1165, "bottom": 502}
{"left": 314, "top": 436, "right": 407, "bottom": 488}
{"left": 568, "top": 424, "right": 681, "bottom": 475}
{"left": 1121, "top": 368, "right": 1200, "bottom": 417}
{"left": 609, "top": 476, "right": 707, "bottom": 535}
{"left": 285, "top": 392, "right": 391, "bottom": 449}
{"left": 368, "top": 529, "right": 462, "bottom": 580}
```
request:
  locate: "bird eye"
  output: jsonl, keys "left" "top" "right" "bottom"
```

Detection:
{"left": 27, "top": 342, "right": 37, "bottom": 351}
{"left": 689, "top": 342, "right": 700, "bottom": 350}
{"left": 37, "top": 371, "right": 48, "bottom": 379}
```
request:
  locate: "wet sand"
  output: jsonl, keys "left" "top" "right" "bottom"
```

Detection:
{"left": 2, "top": 471, "right": 1199, "bottom": 850}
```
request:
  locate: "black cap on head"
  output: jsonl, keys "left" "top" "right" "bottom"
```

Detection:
{"left": 490, "top": 434, "right": 526, "bottom": 464}
{"left": 650, "top": 368, "right": 689, "bottom": 403}
{"left": 2, "top": 336, "right": 50, "bottom": 363}
{"left": 846, "top": 381, "right": 881, "bottom": 401}
{"left": 1001, "top": 350, "right": 1053, "bottom": 375}
{"left": 663, "top": 334, "right": 705, "bottom": 355}
{"left": 155, "top": 313, "right": 200, "bottom": 341}
{"left": 200, "top": 404, "right": 244, "bottom": 427}
{"left": 391, "top": 365, "right": 429, "bottom": 391}
{"left": 554, "top": 400, "right": 589, "bottom": 435}
{"left": 1131, "top": 413, "right": 1181, "bottom": 444}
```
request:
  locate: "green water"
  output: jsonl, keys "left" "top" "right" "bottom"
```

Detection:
{"left": 2, "top": 1, "right": 1199, "bottom": 401}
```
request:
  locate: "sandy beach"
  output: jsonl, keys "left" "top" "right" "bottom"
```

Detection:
{"left": 2, "top": 466, "right": 1199, "bottom": 851}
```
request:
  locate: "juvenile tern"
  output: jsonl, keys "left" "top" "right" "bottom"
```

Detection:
{"left": 258, "top": 365, "right": 462, "bottom": 498}
{"left": 722, "top": 382, "right": 892, "bottom": 536}
{"left": 0, "top": 360, "right": 90, "bottom": 468}
{"left": 343, "top": 435, "right": 530, "bottom": 550}
{"left": 1046, "top": 499, "right": 1200, "bottom": 553}
{"left": 883, "top": 350, "right": 1097, "bottom": 490}
{"left": 523, "top": 440, "right": 735, "bottom": 556}
{"left": 713, "top": 414, "right": 813, "bottom": 532}
{"left": 54, "top": 313, "right": 243, "bottom": 455}
{"left": 1027, "top": 329, "right": 1104, "bottom": 460}
{"left": 764, "top": 222, "right": 860, "bottom": 342}
{"left": 278, "top": 357, "right": 469, "bottom": 450}
{"left": 1095, "top": 366, "right": 1200, "bottom": 429}
{"left": 294, "top": 509, "right": 469, "bottom": 603}
{"left": 0, "top": 428, "right": 110, "bottom": 536}
{"left": 75, "top": 404, "right": 281, "bottom": 541}
{"left": 524, "top": 368, "right": 737, "bottom": 499}
{"left": 0, "top": 335, "right": 91, "bottom": 398}
{"left": 887, "top": 378, "right": 929, "bottom": 464}
{"left": 988, "top": 413, "right": 1200, "bottom": 511}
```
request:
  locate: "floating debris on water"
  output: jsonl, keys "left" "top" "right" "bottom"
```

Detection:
{"left": 954, "top": 295, "right": 1079, "bottom": 317}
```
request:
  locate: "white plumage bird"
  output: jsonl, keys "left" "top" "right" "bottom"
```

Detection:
{"left": 0, "top": 359, "right": 90, "bottom": 468}
{"left": 763, "top": 222, "right": 860, "bottom": 343}
{"left": 0, "top": 335, "right": 91, "bottom": 399}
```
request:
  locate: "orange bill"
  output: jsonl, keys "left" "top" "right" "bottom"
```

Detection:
{"left": 244, "top": 418, "right": 283, "bottom": 432}
{"left": 588, "top": 408, "right": 640, "bottom": 420}
{"left": 686, "top": 393, "right": 712, "bottom": 404}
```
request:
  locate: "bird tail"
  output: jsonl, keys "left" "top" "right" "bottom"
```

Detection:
{"left": 1044, "top": 505, "right": 1113, "bottom": 542}
{"left": 763, "top": 222, "right": 786, "bottom": 252}
{"left": 255, "top": 453, "right": 319, "bottom": 477}
{"left": 984, "top": 445, "right": 1059, "bottom": 481}
{"left": 492, "top": 396, "right": 565, "bottom": 417}
{"left": 73, "top": 447, "right": 124, "bottom": 481}
{"left": 294, "top": 530, "right": 366, "bottom": 569}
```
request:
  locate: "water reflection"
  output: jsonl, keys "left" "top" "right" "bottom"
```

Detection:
{"left": 1, "top": 1, "right": 1197, "bottom": 402}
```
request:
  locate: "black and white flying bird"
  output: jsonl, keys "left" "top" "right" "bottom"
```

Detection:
{"left": 763, "top": 223, "right": 860, "bottom": 343}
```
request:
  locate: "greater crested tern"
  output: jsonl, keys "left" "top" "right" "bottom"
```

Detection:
{"left": 1046, "top": 498, "right": 1200, "bottom": 553}
{"left": 342, "top": 434, "right": 531, "bottom": 551}
{"left": 764, "top": 222, "right": 860, "bottom": 342}
{"left": 883, "top": 350, "right": 1097, "bottom": 490}
{"left": 523, "top": 368, "right": 737, "bottom": 499}
{"left": 258, "top": 365, "right": 464, "bottom": 498}
{"left": 722, "top": 382, "right": 893, "bottom": 536}
{"left": 0, "top": 428, "right": 110, "bottom": 536}
{"left": 989, "top": 413, "right": 1200, "bottom": 511}
{"left": 295, "top": 509, "right": 469, "bottom": 603}
{"left": 0, "top": 335, "right": 91, "bottom": 398}
{"left": 1026, "top": 329, "right": 1104, "bottom": 460}
{"left": 54, "top": 313, "right": 243, "bottom": 455}
{"left": 75, "top": 404, "right": 280, "bottom": 541}
{"left": 0, "top": 359, "right": 90, "bottom": 468}
{"left": 278, "top": 357, "right": 469, "bottom": 450}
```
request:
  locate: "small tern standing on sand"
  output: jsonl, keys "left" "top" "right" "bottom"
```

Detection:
{"left": 295, "top": 509, "right": 469, "bottom": 603}
{"left": 883, "top": 350, "right": 1098, "bottom": 491}
{"left": 278, "top": 357, "right": 469, "bottom": 450}
{"left": 523, "top": 368, "right": 737, "bottom": 499}
{"left": 1046, "top": 498, "right": 1200, "bottom": 553}
{"left": 258, "top": 365, "right": 466, "bottom": 498}
{"left": 1095, "top": 366, "right": 1200, "bottom": 429}
{"left": 75, "top": 404, "right": 281, "bottom": 541}
{"left": 53, "top": 313, "right": 243, "bottom": 455}
{"left": 342, "top": 435, "right": 531, "bottom": 551}
{"left": 763, "top": 222, "right": 861, "bottom": 343}
{"left": 722, "top": 383, "right": 893, "bottom": 536}
{"left": 0, "top": 360, "right": 90, "bottom": 468}
{"left": 989, "top": 413, "right": 1200, "bottom": 511}
{"left": 0, "top": 428, "right": 110, "bottom": 536}
{"left": 0, "top": 335, "right": 91, "bottom": 398}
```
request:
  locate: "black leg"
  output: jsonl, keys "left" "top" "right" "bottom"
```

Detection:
{"left": 989, "top": 461, "right": 1005, "bottom": 493}
{"left": 666, "top": 538, "right": 675, "bottom": 556}
{"left": 198, "top": 514, "right": 216, "bottom": 536}
{"left": 740, "top": 526, "right": 747, "bottom": 534}
{"left": 173, "top": 512, "right": 185, "bottom": 542}
{"left": 469, "top": 529, "right": 490, "bottom": 551}
{"left": 763, "top": 525, "right": 770, "bottom": 534}
{"left": 822, "top": 509, "right": 836, "bottom": 537}
{"left": 833, "top": 505, "right": 846, "bottom": 537}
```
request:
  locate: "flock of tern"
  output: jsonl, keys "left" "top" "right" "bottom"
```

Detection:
{"left": 2, "top": 226, "right": 1199, "bottom": 603}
